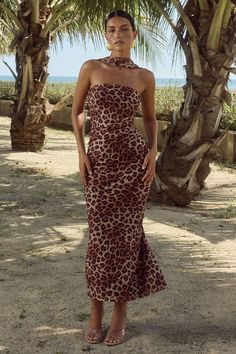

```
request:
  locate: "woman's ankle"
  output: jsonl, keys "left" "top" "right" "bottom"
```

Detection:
{"left": 113, "top": 301, "right": 127, "bottom": 314}
{"left": 88, "top": 299, "right": 104, "bottom": 323}
{"left": 90, "top": 298, "right": 104, "bottom": 311}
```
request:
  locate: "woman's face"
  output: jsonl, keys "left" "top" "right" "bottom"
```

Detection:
{"left": 105, "top": 16, "right": 137, "bottom": 51}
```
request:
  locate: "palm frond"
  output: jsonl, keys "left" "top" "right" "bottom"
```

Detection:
{"left": 134, "top": 21, "right": 167, "bottom": 70}
{"left": 47, "top": 0, "right": 170, "bottom": 68}
{"left": 0, "top": 0, "right": 187, "bottom": 72}
{"left": 0, "top": 1, "right": 23, "bottom": 30}
{"left": 0, "top": 19, "right": 13, "bottom": 55}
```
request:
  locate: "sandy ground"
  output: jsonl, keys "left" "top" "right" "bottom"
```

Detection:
{"left": 0, "top": 116, "right": 236, "bottom": 354}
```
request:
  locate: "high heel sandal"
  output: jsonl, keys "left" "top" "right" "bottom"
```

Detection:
{"left": 104, "top": 314, "right": 127, "bottom": 346}
{"left": 104, "top": 328, "right": 126, "bottom": 346}
{"left": 84, "top": 327, "right": 104, "bottom": 344}
{"left": 84, "top": 308, "right": 105, "bottom": 344}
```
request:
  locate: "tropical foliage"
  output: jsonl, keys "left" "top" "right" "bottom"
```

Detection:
{"left": 1, "top": 80, "right": 236, "bottom": 131}
{"left": 0, "top": 0, "right": 235, "bottom": 207}
{"left": 0, "top": 23, "right": 10, "bottom": 55}
{"left": 0, "top": 0, "right": 164, "bottom": 151}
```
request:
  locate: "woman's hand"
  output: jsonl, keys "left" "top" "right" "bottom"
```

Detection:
{"left": 79, "top": 152, "right": 92, "bottom": 187}
{"left": 141, "top": 149, "right": 157, "bottom": 185}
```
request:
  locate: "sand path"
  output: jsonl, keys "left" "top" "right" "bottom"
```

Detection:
{"left": 0, "top": 116, "right": 236, "bottom": 354}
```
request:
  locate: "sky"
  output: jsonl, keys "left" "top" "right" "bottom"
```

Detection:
{"left": 0, "top": 36, "right": 186, "bottom": 79}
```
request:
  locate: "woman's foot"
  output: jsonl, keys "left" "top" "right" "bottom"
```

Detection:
{"left": 104, "top": 301, "right": 127, "bottom": 346}
{"left": 84, "top": 299, "right": 104, "bottom": 344}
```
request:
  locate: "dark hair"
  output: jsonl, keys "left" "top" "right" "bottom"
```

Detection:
{"left": 104, "top": 10, "right": 136, "bottom": 31}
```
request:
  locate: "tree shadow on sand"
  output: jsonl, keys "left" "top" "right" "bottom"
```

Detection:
{"left": 0, "top": 116, "right": 235, "bottom": 353}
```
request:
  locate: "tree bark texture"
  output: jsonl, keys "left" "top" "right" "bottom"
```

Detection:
{"left": 10, "top": 1, "right": 51, "bottom": 151}
{"left": 149, "top": 0, "right": 236, "bottom": 206}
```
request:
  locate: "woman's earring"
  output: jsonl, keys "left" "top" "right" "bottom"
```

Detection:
{"left": 131, "top": 39, "right": 136, "bottom": 48}
{"left": 106, "top": 42, "right": 111, "bottom": 51}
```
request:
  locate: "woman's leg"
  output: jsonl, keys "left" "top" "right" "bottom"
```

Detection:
{"left": 85, "top": 298, "right": 104, "bottom": 341}
{"left": 105, "top": 301, "right": 127, "bottom": 345}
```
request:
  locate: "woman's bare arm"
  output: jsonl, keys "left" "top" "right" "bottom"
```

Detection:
{"left": 140, "top": 70, "right": 157, "bottom": 153}
{"left": 71, "top": 60, "right": 93, "bottom": 155}
{"left": 71, "top": 60, "right": 95, "bottom": 186}
{"left": 140, "top": 70, "right": 157, "bottom": 184}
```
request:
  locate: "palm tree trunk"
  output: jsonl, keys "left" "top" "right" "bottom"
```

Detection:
{"left": 10, "top": 1, "right": 50, "bottom": 151}
{"left": 149, "top": 0, "right": 236, "bottom": 206}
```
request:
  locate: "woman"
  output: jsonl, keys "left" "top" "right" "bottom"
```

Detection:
{"left": 71, "top": 9, "right": 167, "bottom": 346}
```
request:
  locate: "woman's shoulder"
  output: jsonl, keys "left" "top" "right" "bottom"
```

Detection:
{"left": 80, "top": 58, "right": 100, "bottom": 70}
{"left": 138, "top": 67, "right": 155, "bottom": 86}
{"left": 138, "top": 66, "right": 155, "bottom": 78}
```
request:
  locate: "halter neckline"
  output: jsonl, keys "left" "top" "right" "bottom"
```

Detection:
{"left": 97, "top": 56, "right": 139, "bottom": 69}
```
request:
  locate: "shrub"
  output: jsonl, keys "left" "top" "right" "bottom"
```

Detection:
{"left": 221, "top": 93, "right": 236, "bottom": 131}
{"left": 0, "top": 81, "right": 15, "bottom": 100}
{"left": 155, "top": 87, "right": 183, "bottom": 119}
{"left": 0, "top": 81, "right": 235, "bottom": 131}
{"left": 44, "top": 82, "right": 75, "bottom": 104}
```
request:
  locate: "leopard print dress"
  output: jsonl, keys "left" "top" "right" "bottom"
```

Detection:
{"left": 83, "top": 56, "right": 167, "bottom": 302}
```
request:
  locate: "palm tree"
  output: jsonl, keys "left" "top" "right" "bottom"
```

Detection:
{"left": 0, "top": 0, "right": 164, "bottom": 151}
{"left": 147, "top": 0, "right": 236, "bottom": 206}
{"left": 1, "top": 1, "right": 234, "bottom": 206}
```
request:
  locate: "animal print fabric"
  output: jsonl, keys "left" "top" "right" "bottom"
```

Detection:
{"left": 83, "top": 59, "right": 167, "bottom": 302}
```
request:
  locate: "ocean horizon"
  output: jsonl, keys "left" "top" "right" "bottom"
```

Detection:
{"left": 1, "top": 75, "right": 236, "bottom": 90}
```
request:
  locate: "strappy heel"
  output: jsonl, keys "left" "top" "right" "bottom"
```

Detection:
{"left": 84, "top": 308, "right": 105, "bottom": 344}
{"left": 104, "top": 327, "right": 126, "bottom": 346}
{"left": 84, "top": 327, "right": 104, "bottom": 344}
{"left": 104, "top": 313, "right": 127, "bottom": 346}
